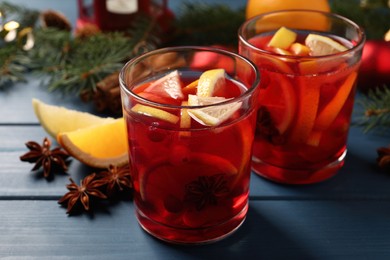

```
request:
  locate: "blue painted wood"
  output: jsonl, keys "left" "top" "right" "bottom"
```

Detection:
{"left": 1, "top": 200, "right": 390, "bottom": 259}
{"left": 1, "top": 1, "right": 390, "bottom": 258}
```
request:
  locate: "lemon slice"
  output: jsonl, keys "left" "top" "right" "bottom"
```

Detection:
{"left": 131, "top": 104, "right": 179, "bottom": 124}
{"left": 57, "top": 118, "right": 128, "bottom": 168}
{"left": 305, "top": 34, "right": 348, "bottom": 56}
{"left": 187, "top": 94, "right": 227, "bottom": 106}
{"left": 32, "top": 98, "right": 114, "bottom": 138}
{"left": 180, "top": 101, "right": 191, "bottom": 129}
{"left": 196, "top": 69, "right": 225, "bottom": 97}
{"left": 144, "top": 70, "right": 184, "bottom": 100}
{"left": 188, "top": 97, "right": 242, "bottom": 126}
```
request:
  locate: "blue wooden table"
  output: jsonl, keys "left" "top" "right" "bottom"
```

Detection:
{"left": 1, "top": 1, "right": 390, "bottom": 259}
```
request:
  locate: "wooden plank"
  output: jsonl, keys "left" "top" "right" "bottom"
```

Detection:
{"left": 1, "top": 125, "right": 390, "bottom": 199}
{"left": 0, "top": 200, "right": 389, "bottom": 259}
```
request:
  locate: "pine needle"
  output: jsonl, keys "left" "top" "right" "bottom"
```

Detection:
{"left": 356, "top": 86, "right": 390, "bottom": 132}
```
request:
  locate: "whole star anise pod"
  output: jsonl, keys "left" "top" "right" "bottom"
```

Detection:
{"left": 20, "top": 137, "right": 69, "bottom": 179}
{"left": 97, "top": 164, "right": 132, "bottom": 197}
{"left": 377, "top": 146, "right": 390, "bottom": 171}
{"left": 185, "top": 174, "right": 230, "bottom": 211}
{"left": 58, "top": 173, "right": 107, "bottom": 214}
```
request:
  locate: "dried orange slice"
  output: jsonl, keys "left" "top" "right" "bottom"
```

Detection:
{"left": 196, "top": 69, "right": 225, "bottom": 97}
{"left": 131, "top": 104, "right": 179, "bottom": 124}
{"left": 57, "top": 118, "right": 128, "bottom": 168}
{"left": 33, "top": 98, "right": 114, "bottom": 139}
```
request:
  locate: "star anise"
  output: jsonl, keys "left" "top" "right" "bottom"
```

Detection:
{"left": 58, "top": 173, "right": 107, "bottom": 214}
{"left": 377, "top": 146, "right": 390, "bottom": 171}
{"left": 256, "top": 107, "right": 285, "bottom": 145}
{"left": 20, "top": 137, "right": 69, "bottom": 179}
{"left": 185, "top": 174, "right": 230, "bottom": 211}
{"left": 97, "top": 164, "right": 132, "bottom": 197}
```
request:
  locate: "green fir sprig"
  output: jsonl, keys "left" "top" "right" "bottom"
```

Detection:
{"left": 21, "top": 16, "right": 160, "bottom": 95}
{"left": 171, "top": 2, "right": 245, "bottom": 46}
{"left": 0, "top": 2, "right": 39, "bottom": 88}
{"left": 356, "top": 86, "right": 390, "bottom": 132}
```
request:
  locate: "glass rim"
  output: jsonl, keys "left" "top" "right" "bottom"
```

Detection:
{"left": 238, "top": 9, "right": 366, "bottom": 59}
{"left": 119, "top": 46, "right": 260, "bottom": 110}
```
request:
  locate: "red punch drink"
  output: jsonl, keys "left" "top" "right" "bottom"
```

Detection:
{"left": 120, "top": 47, "right": 259, "bottom": 244}
{"left": 239, "top": 10, "right": 365, "bottom": 184}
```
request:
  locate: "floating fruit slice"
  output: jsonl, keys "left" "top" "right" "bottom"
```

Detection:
{"left": 188, "top": 102, "right": 241, "bottom": 126}
{"left": 290, "top": 42, "right": 310, "bottom": 56}
{"left": 32, "top": 98, "right": 114, "bottom": 139}
{"left": 57, "top": 118, "right": 128, "bottom": 168}
{"left": 196, "top": 69, "right": 225, "bottom": 97}
{"left": 187, "top": 94, "right": 227, "bottom": 106}
{"left": 181, "top": 79, "right": 198, "bottom": 95}
{"left": 139, "top": 152, "right": 238, "bottom": 201}
{"left": 144, "top": 70, "right": 184, "bottom": 100}
{"left": 268, "top": 26, "right": 297, "bottom": 50}
{"left": 180, "top": 101, "right": 191, "bottom": 130}
{"left": 305, "top": 34, "right": 348, "bottom": 56}
{"left": 315, "top": 72, "right": 357, "bottom": 130}
{"left": 289, "top": 80, "right": 321, "bottom": 143}
{"left": 259, "top": 74, "right": 296, "bottom": 134}
{"left": 186, "top": 95, "right": 241, "bottom": 126}
{"left": 131, "top": 104, "right": 179, "bottom": 124}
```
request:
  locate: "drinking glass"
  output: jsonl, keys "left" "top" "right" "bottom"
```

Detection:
{"left": 119, "top": 46, "right": 260, "bottom": 244}
{"left": 238, "top": 10, "right": 365, "bottom": 184}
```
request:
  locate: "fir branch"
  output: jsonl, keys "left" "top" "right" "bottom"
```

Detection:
{"left": 356, "top": 86, "right": 390, "bottom": 132}
{"left": 172, "top": 2, "right": 245, "bottom": 46}
{"left": 26, "top": 16, "right": 160, "bottom": 95}
{"left": 331, "top": 0, "right": 390, "bottom": 40}
{"left": 0, "top": 2, "right": 39, "bottom": 28}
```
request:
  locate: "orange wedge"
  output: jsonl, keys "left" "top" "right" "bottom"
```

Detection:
{"left": 315, "top": 72, "right": 357, "bottom": 130}
{"left": 33, "top": 98, "right": 114, "bottom": 138}
{"left": 290, "top": 81, "right": 321, "bottom": 143}
{"left": 57, "top": 118, "right": 128, "bottom": 168}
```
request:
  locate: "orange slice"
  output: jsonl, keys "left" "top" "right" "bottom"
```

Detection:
{"left": 268, "top": 27, "right": 297, "bottom": 49}
{"left": 315, "top": 72, "right": 357, "bottom": 130}
{"left": 182, "top": 79, "right": 198, "bottom": 95}
{"left": 289, "top": 80, "right": 321, "bottom": 143}
{"left": 57, "top": 118, "right": 128, "bottom": 168}
{"left": 305, "top": 34, "right": 348, "bottom": 56}
{"left": 139, "top": 152, "right": 238, "bottom": 201}
{"left": 144, "top": 70, "right": 184, "bottom": 100}
{"left": 259, "top": 74, "right": 296, "bottom": 134}
{"left": 290, "top": 43, "right": 310, "bottom": 56}
{"left": 32, "top": 98, "right": 114, "bottom": 138}
{"left": 131, "top": 104, "right": 179, "bottom": 124}
{"left": 196, "top": 69, "right": 225, "bottom": 97}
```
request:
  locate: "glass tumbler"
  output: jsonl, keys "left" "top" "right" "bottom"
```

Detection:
{"left": 239, "top": 10, "right": 365, "bottom": 184}
{"left": 119, "top": 46, "right": 260, "bottom": 244}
